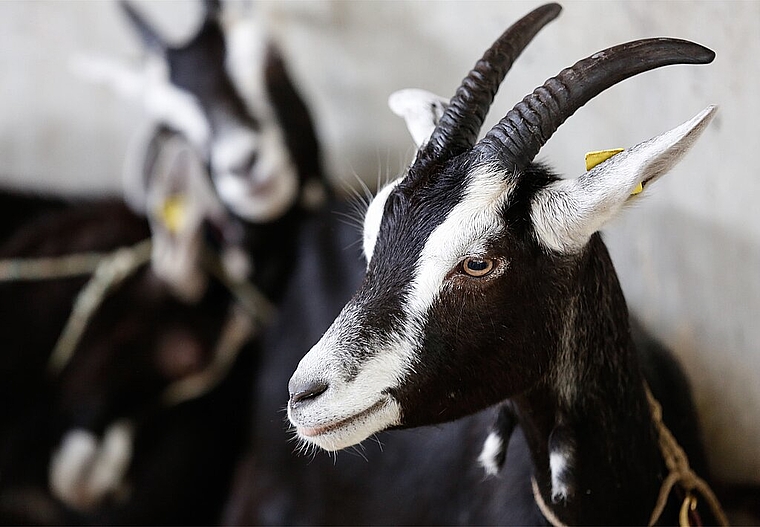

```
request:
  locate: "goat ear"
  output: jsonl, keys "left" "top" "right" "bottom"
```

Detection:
{"left": 264, "top": 42, "right": 328, "bottom": 209}
{"left": 70, "top": 51, "right": 211, "bottom": 151}
{"left": 531, "top": 105, "right": 717, "bottom": 253}
{"left": 144, "top": 132, "right": 223, "bottom": 301}
{"left": 388, "top": 89, "right": 449, "bottom": 148}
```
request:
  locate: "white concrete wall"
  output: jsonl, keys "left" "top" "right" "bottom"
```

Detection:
{"left": 1, "top": 0, "right": 757, "bottom": 484}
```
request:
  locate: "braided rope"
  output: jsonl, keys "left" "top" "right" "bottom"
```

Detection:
{"left": 0, "top": 251, "right": 112, "bottom": 281}
{"left": 530, "top": 386, "right": 729, "bottom": 527}
{"left": 645, "top": 385, "right": 730, "bottom": 527}
{"left": 0, "top": 238, "right": 274, "bottom": 404}
{"left": 47, "top": 240, "right": 153, "bottom": 375}
{"left": 532, "top": 476, "right": 568, "bottom": 527}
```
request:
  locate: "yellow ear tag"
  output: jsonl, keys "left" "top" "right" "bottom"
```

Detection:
{"left": 584, "top": 148, "right": 643, "bottom": 196}
{"left": 158, "top": 195, "right": 187, "bottom": 234}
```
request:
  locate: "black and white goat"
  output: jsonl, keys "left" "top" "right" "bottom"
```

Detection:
{"left": 0, "top": 1, "right": 321, "bottom": 522}
{"left": 287, "top": 3, "right": 720, "bottom": 524}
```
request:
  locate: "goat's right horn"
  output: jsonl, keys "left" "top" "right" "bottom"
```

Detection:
{"left": 203, "top": 0, "right": 222, "bottom": 18}
{"left": 119, "top": 0, "right": 166, "bottom": 52}
{"left": 415, "top": 3, "right": 562, "bottom": 169}
{"left": 475, "top": 38, "right": 715, "bottom": 169}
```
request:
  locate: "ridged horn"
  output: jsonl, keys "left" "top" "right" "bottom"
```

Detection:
{"left": 475, "top": 38, "right": 715, "bottom": 168}
{"left": 119, "top": 0, "right": 166, "bottom": 52}
{"left": 416, "top": 3, "right": 562, "bottom": 168}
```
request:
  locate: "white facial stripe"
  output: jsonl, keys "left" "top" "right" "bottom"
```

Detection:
{"left": 409, "top": 164, "right": 513, "bottom": 316}
{"left": 224, "top": 18, "right": 273, "bottom": 122}
{"left": 363, "top": 178, "right": 401, "bottom": 263}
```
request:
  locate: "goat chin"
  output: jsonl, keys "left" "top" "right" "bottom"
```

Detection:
{"left": 290, "top": 397, "right": 401, "bottom": 452}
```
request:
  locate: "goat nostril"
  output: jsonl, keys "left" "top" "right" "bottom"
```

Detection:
{"left": 289, "top": 380, "right": 329, "bottom": 406}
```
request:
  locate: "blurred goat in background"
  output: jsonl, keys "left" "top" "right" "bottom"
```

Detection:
{"left": 0, "top": 0, "right": 324, "bottom": 522}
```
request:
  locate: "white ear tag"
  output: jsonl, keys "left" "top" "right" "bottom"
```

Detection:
{"left": 584, "top": 149, "right": 643, "bottom": 196}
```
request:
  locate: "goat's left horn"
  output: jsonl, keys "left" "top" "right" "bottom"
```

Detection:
{"left": 417, "top": 3, "right": 562, "bottom": 167}
{"left": 474, "top": 38, "right": 715, "bottom": 168}
{"left": 202, "top": 0, "right": 222, "bottom": 21}
{"left": 119, "top": 0, "right": 166, "bottom": 52}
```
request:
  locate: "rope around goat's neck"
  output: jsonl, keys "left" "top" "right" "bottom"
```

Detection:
{"left": 531, "top": 477, "right": 568, "bottom": 527}
{"left": 0, "top": 239, "right": 273, "bottom": 387}
{"left": 645, "top": 384, "right": 730, "bottom": 527}
{"left": 0, "top": 249, "right": 117, "bottom": 281}
{"left": 531, "top": 387, "right": 729, "bottom": 527}
{"left": 47, "top": 240, "right": 153, "bottom": 375}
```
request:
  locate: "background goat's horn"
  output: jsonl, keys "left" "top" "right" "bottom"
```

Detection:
{"left": 119, "top": 0, "right": 166, "bottom": 52}
{"left": 204, "top": 0, "right": 222, "bottom": 16}
{"left": 416, "top": 3, "right": 562, "bottom": 168}
{"left": 475, "top": 38, "right": 715, "bottom": 168}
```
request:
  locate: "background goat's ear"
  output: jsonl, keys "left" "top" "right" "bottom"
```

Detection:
{"left": 264, "top": 42, "right": 328, "bottom": 209}
{"left": 118, "top": 0, "right": 167, "bottom": 54}
{"left": 143, "top": 131, "right": 223, "bottom": 301}
{"left": 532, "top": 105, "right": 718, "bottom": 253}
{"left": 388, "top": 89, "right": 449, "bottom": 148}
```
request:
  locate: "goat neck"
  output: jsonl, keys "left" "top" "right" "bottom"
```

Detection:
{"left": 512, "top": 233, "right": 664, "bottom": 524}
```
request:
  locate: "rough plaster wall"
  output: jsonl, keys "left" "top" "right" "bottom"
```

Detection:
{"left": 0, "top": 1, "right": 756, "bottom": 483}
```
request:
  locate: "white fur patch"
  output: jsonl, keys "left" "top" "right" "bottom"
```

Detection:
{"left": 362, "top": 178, "right": 400, "bottom": 263}
{"left": 288, "top": 302, "right": 408, "bottom": 451}
{"left": 49, "top": 421, "right": 134, "bottom": 511}
{"left": 549, "top": 450, "right": 570, "bottom": 502}
{"left": 224, "top": 18, "right": 272, "bottom": 122}
{"left": 210, "top": 123, "right": 298, "bottom": 222}
{"left": 478, "top": 431, "right": 505, "bottom": 477}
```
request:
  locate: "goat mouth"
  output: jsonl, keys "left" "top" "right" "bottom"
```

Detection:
{"left": 296, "top": 399, "right": 389, "bottom": 439}
{"left": 248, "top": 173, "right": 279, "bottom": 196}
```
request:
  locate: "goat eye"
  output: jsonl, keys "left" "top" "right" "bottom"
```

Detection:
{"left": 462, "top": 257, "right": 494, "bottom": 277}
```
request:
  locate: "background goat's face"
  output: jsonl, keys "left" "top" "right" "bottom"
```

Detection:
{"left": 166, "top": 15, "right": 298, "bottom": 223}
{"left": 207, "top": 116, "right": 297, "bottom": 223}
{"left": 114, "top": 1, "right": 302, "bottom": 224}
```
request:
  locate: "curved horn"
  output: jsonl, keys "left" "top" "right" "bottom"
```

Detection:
{"left": 475, "top": 38, "right": 715, "bottom": 168}
{"left": 119, "top": 0, "right": 166, "bottom": 52}
{"left": 416, "top": 3, "right": 562, "bottom": 167}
